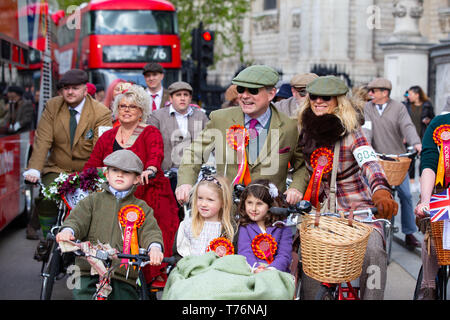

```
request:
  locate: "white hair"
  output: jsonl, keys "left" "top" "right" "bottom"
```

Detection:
{"left": 111, "top": 84, "right": 150, "bottom": 122}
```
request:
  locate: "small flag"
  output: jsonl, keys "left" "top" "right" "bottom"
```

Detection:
{"left": 430, "top": 189, "right": 450, "bottom": 222}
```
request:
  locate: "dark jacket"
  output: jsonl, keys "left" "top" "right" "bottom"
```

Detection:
{"left": 404, "top": 100, "right": 435, "bottom": 138}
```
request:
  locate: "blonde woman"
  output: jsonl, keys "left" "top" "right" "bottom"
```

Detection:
{"left": 297, "top": 76, "right": 397, "bottom": 300}
{"left": 173, "top": 175, "right": 236, "bottom": 260}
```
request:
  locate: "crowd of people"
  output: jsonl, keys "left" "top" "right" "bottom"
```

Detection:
{"left": 13, "top": 60, "right": 443, "bottom": 300}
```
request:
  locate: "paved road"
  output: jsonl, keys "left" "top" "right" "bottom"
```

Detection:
{"left": 0, "top": 219, "right": 423, "bottom": 300}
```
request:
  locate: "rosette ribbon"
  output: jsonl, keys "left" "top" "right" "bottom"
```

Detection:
{"left": 226, "top": 125, "right": 251, "bottom": 185}
{"left": 118, "top": 205, "right": 145, "bottom": 268}
{"left": 433, "top": 125, "right": 450, "bottom": 187}
{"left": 303, "top": 147, "right": 334, "bottom": 209}
{"left": 206, "top": 237, "right": 235, "bottom": 257}
{"left": 251, "top": 233, "right": 278, "bottom": 264}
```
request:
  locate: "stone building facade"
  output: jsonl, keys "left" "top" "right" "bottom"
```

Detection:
{"left": 209, "top": 0, "right": 448, "bottom": 93}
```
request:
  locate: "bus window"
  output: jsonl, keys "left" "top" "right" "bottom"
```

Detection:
{"left": 90, "top": 10, "right": 176, "bottom": 35}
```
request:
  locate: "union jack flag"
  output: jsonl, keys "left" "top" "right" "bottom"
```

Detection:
{"left": 430, "top": 189, "right": 450, "bottom": 222}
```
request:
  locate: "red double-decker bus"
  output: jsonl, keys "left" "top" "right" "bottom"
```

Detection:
{"left": 0, "top": 0, "right": 54, "bottom": 231}
{"left": 55, "top": 0, "right": 182, "bottom": 89}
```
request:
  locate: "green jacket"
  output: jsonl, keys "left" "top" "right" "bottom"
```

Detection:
{"left": 177, "top": 105, "right": 307, "bottom": 193}
{"left": 62, "top": 183, "right": 164, "bottom": 286}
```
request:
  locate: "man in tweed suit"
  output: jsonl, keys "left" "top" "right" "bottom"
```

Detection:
{"left": 175, "top": 65, "right": 307, "bottom": 205}
{"left": 23, "top": 69, "right": 112, "bottom": 239}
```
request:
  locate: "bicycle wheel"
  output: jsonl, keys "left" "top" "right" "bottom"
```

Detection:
{"left": 40, "top": 241, "right": 61, "bottom": 300}
{"left": 315, "top": 284, "right": 337, "bottom": 300}
{"left": 436, "top": 265, "right": 449, "bottom": 300}
{"left": 413, "top": 266, "right": 423, "bottom": 300}
{"left": 385, "top": 215, "right": 395, "bottom": 265}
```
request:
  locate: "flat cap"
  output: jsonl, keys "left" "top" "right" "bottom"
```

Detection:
{"left": 232, "top": 65, "right": 279, "bottom": 88}
{"left": 306, "top": 76, "right": 349, "bottom": 96}
{"left": 367, "top": 77, "right": 392, "bottom": 90}
{"left": 290, "top": 73, "right": 319, "bottom": 88}
{"left": 7, "top": 85, "right": 24, "bottom": 96}
{"left": 143, "top": 62, "right": 164, "bottom": 74}
{"left": 103, "top": 150, "right": 143, "bottom": 175}
{"left": 59, "top": 69, "right": 89, "bottom": 86}
{"left": 275, "top": 83, "right": 293, "bottom": 99}
{"left": 168, "top": 81, "right": 193, "bottom": 95}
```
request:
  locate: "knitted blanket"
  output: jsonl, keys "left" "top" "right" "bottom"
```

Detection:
{"left": 162, "top": 252, "right": 295, "bottom": 300}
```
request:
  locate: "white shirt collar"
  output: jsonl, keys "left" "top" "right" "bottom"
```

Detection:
{"left": 169, "top": 104, "right": 194, "bottom": 117}
{"left": 70, "top": 97, "right": 86, "bottom": 113}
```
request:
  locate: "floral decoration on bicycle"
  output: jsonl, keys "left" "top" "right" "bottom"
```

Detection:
{"left": 304, "top": 147, "right": 334, "bottom": 208}
{"left": 251, "top": 233, "right": 278, "bottom": 264}
{"left": 40, "top": 167, "right": 105, "bottom": 207}
{"left": 226, "top": 125, "right": 251, "bottom": 186}
{"left": 433, "top": 125, "right": 450, "bottom": 187}
{"left": 118, "top": 205, "right": 145, "bottom": 268}
{"left": 206, "top": 237, "right": 235, "bottom": 257}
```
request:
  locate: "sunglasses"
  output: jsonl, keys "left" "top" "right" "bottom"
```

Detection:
{"left": 368, "top": 88, "right": 386, "bottom": 94}
{"left": 118, "top": 104, "right": 140, "bottom": 111}
{"left": 309, "top": 94, "right": 333, "bottom": 101}
{"left": 294, "top": 88, "right": 308, "bottom": 97}
{"left": 201, "top": 175, "right": 222, "bottom": 188}
{"left": 236, "top": 86, "right": 260, "bottom": 95}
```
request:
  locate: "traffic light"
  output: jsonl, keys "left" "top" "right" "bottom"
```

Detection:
{"left": 199, "top": 29, "right": 214, "bottom": 67}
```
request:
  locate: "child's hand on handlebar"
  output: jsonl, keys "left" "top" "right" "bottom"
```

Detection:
{"left": 55, "top": 229, "right": 75, "bottom": 243}
{"left": 148, "top": 246, "right": 164, "bottom": 266}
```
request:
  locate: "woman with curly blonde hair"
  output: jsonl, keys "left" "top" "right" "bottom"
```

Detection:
{"left": 84, "top": 84, "right": 179, "bottom": 286}
{"left": 297, "top": 76, "right": 397, "bottom": 300}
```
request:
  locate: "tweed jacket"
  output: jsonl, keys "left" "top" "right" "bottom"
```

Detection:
{"left": 147, "top": 105, "right": 209, "bottom": 171}
{"left": 363, "top": 99, "right": 420, "bottom": 155}
{"left": 27, "top": 95, "right": 112, "bottom": 174}
{"left": 177, "top": 105, "right": 307, "bottom": 193}
{"left": 61, "top": 183, "right": 164, "bottom": 287}
{"left": 273, "top": 96, "right": 299, "bottom": 119}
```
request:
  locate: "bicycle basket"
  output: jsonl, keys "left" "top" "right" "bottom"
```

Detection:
{"left": 378, "top": 157, "right": 411, "bottom": 187}
{"left": 299, "top": 213, "right": 372, "bottom": 283}
{"left": 430, "top": 221, "right": 450, "bottom": 266}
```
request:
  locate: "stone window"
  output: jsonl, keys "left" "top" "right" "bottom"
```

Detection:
{"left": 264, "top": 0, "right": 277, "bottom": 11}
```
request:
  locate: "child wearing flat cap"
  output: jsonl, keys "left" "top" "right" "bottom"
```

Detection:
{"left": 56, "top": 149, "right": 164, "bottom": 300}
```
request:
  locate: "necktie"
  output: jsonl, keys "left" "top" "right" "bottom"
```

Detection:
{"left": 69, "top": 108, "right": 77, "bottom": 146}
{"left": 249, "top": 118, "right": 259, "bottom": 139}
{"left": 152, "top": 94, "right": 158, "bottom": 111}
{"left": 377, "top": 104, "right": 383, "bottom": 111}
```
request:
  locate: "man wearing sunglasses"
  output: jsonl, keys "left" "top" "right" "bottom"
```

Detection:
{"left": 175, "top": 65, "right": 307, "bottom": 206}
{"left": 363, "top": 77, "right": 422, "bottom": 249}
{"left": 274, "top": 73, "right": 318, "bottom": 118}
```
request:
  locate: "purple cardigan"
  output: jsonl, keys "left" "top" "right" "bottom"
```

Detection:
{"left": 237, "top": 223, "right": 293, "bottom": 273}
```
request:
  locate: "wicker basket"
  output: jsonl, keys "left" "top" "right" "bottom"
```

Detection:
{"left": 378, "top": 157, "right": 412, "bottom": 187}
{"left": 430, "top": 221, "right": 450, "bottom": 266}
{"left": 299, "top": 214, "right": 373, "bottom": 283}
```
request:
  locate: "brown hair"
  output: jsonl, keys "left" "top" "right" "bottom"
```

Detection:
{"left": 237, "top": 179, "right": 286, "bottom": 228}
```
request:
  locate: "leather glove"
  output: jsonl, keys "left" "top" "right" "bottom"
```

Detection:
{"left": 371, "top": 189, "right": 398, "bottom": 220}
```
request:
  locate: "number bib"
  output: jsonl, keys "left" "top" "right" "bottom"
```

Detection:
{"left": 353, "top": 145, "right": 377, "bottom": 167}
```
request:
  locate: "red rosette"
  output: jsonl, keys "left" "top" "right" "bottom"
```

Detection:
{"left": 118, "top": 204, "right": 145, "bottom": 228}
{"left": 226, "top": 125, "right": 249, "bottom": 150}
{"left": 433, "top": 125, "right": 450, "bottom": 145}
{"left": 206, "top": 237, "right": 235, "bottom": 256}
{"left": 309, "top": 147, "right": 334, "bottom": 174}
{"left": 251, "top": 233, "right": 278, "bottom": 264}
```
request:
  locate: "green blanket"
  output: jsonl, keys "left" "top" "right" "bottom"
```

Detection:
{"left": 162, "top": 252, "right": 295, "bottom": 300}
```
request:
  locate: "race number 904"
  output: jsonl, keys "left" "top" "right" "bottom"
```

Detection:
{"left": 353, "top": 145, "right": 378, "bottom": 168}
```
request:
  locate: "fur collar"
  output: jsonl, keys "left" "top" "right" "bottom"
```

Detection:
{"left": 298, "top": 108, "right": 345, "bottom": 154}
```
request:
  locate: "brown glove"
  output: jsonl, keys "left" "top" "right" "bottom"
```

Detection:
{"left": 371, "top": 189, "right": 398, "bottom": 220}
